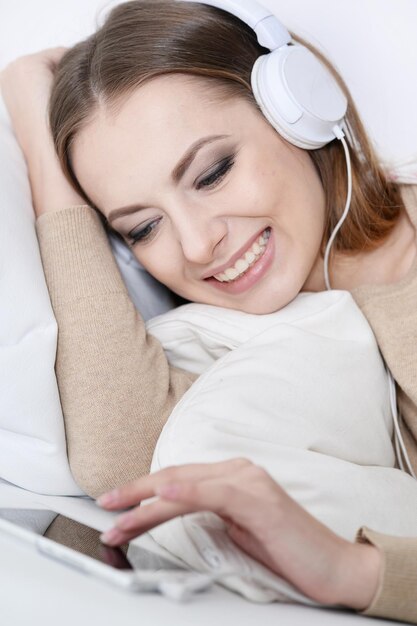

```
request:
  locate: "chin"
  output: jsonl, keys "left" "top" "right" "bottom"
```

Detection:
{"left": 244, "top": 288, "right": 303, "bottom": 315}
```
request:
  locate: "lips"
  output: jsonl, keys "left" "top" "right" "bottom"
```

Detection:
{"left": 202, "top": 227, "right": 269, "bottom": 280}
{"left": 205, "top": 227, "right": 275, "bottom": 295}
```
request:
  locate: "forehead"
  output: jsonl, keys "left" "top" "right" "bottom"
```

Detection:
{"left": 71, "top": 74, "right": 252, "bottom": 209}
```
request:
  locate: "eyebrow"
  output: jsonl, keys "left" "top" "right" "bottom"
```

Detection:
{"left": 107, "top": 134, "right": 230, "bottom": 223}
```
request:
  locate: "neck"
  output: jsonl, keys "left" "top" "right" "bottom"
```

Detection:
{"left": 303, "top": 205, "right": 417, "bottom": 293}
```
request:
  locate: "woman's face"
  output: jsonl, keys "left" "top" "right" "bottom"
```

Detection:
{"left": 72, "top": 74, "right": 327, "bottom": 314}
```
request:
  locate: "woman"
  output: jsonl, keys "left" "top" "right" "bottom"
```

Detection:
{"left": 1, "top": 0, "right": 417, "bottom": 620}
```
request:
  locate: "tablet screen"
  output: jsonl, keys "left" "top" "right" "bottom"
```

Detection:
{"left": 0, "top": 508, "right": 185, "bottom": 572}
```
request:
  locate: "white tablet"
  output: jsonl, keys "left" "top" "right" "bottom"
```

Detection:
{"left": 0, "top": 507, "right": 214, "bottom": 602}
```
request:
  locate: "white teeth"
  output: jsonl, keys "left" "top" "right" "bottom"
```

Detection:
{"left": 235, "top": 259, "right": 249, "bottom": 273}
{"left": 245, "top": 251, "right": 256, "bottom": 264}
{"left": 224, "top": 267, "right": 240, "bottom": 280}
{"left": 213, "top": 228, "right": 270, "bottom": 283}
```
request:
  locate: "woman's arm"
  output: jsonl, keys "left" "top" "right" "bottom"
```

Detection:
{"left": 1, "top": 50, "right": 196, "bottom": 497}
{"left": 36, "top": 206, "right": 196, "bottom": 497}
{"left": 355, "top": 527, "right": 417, "bottom": 623}
{"left": 98, "top": 461, "right": 417, "bottom": 623}
{"left": 98, "top": 461, "right": 417, "bottom": 622}
{"left": 97, "top": 460, "right": 382, "bottom": 612}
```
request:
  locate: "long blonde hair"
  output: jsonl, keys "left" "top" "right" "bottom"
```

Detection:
{"left": 49, "top": 0, "right": 403, "bottom": 256}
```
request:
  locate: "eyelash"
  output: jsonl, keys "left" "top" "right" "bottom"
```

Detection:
{"left": 128, "top": 155, "right": 235, "bottom": 246}
{"left": 195, "top": 155, "right": 235, "bottom": 190}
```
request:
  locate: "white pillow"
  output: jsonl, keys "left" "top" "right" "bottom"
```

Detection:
{"left": 146, "top": 292, "right": 417, "bottom": 602}
{"left": 0, "top": 97, "right": 83, "bottom": 495}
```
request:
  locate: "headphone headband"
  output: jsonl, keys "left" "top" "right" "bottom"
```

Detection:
{"left": 179, "top": 0, "right": 292, "bottom": 49}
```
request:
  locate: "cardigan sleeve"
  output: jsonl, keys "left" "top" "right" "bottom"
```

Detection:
{"left": 36, "top": 205, "right": 197, "bottom": 499}
{"left": 355, "top": 526, "right": 417, "bottom": 623}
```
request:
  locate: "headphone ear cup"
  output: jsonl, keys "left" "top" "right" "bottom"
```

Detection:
{"left": 251, "top": 45, "right": 348, "bottom": 149}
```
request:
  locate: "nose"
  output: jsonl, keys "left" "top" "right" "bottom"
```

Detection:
{"left": 176, "top": 213, "right": 227, "bottom": 266}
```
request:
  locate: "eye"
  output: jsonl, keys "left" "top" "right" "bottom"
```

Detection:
{"left": 196, "top": 155, "right": 235, "bottom": 190}
{"left": 128, "top": 218, "right": 161, "bottom": 246}
{"left": 127, "top": 154, "right": 236, "bottom": 247}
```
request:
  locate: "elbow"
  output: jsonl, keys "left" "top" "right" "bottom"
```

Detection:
{"left": 68, "top": 449, "right": 152, "bottom": 500}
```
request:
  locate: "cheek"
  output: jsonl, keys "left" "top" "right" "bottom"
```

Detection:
{"left": 133, "top": 244, "right": 182, "bottom": 287}
{"left": 280, "top": 152, "right": 325, "bottom": 228}
{"left": 227, "top": 157, "right": 281, "bottom": 217}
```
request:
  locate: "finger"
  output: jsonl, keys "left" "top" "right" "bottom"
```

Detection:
{"left": 96, "top": 461, "right": 230, "bottom": 509}
{"left": 156, "top": 478, "right": 257, "bottom": 528}
{"left": 100, "top": 498, "right": 201, "bottom": 546}
{"left": 101, "top": 470, "right": 266, "bottom": 547}
{"left": 96, "top": 458, "right": 252, "bottom": 510}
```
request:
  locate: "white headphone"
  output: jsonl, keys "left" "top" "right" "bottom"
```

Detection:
{"left": 177, "top": 0, "right": 347, "bottom": 149}
{"left": 176, "top": 0, "right": 416, "bottom": 480}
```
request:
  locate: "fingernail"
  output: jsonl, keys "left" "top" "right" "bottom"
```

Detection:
{"left": 100, "top": 528, "right": 120, "bottom": 545}
{"left": 96, "top": 490, "right": 118, "bottom": 507}
{"left": 155, "top": 483, "right": 180, "bottom": 499}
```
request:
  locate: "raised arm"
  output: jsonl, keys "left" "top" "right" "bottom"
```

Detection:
{"left": 36, "top": 206, "right": 196, "bottom": 497}
{"left": 1, "top": 49, "right": 196, "bottom": 498}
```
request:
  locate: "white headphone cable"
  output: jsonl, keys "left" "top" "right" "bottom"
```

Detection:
{"left": 324, "top": 126, "right": 416, "bottom": 479}
{"left": 323, "top": 125, "right": 352, "bottom": 291}
{"left": 388, "top": 368, "right": 416, "bottom": 479}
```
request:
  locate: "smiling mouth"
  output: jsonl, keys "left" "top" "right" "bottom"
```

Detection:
{"left": 212, "top": 228, "right": 271, "bottom": 283}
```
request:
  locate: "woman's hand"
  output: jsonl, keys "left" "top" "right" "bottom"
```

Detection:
{"left": 0, "top": 48, "right": 85, "bottom": 216}
{"left": 97, "top": 458, "right": 381, "bottom": 610}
